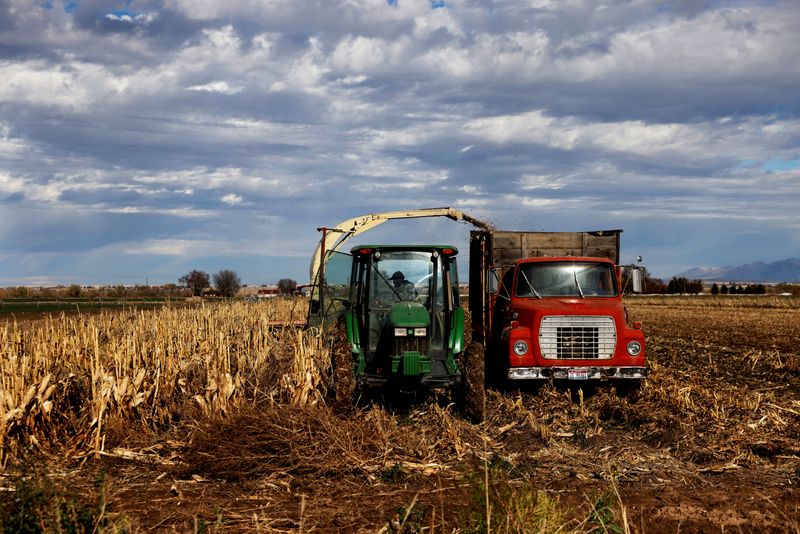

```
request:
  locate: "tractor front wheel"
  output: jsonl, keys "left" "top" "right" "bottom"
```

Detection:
{"left": 458, "top": 342, "right": 486, "bottom": 423}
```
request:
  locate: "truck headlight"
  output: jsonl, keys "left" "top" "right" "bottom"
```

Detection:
{"left": 513, "top": 340, "right": 529, "bottom": 356}
{"left": 394, "top": 328, "right": 407, "bottom": 337}
{"left": 626, "top": 341, "right": 642, "bottom": 356}
{"left": 413, "top": 327, "right": 426, "bottom": 337}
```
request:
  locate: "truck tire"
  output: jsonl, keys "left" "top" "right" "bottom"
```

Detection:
{"left": 484, "top": 338, "right": 508, "bottom": 390}
{"left": 458, "top": 342, "right": 486, "bottom": 423}
{"left": 327, "top": 321, "right": 355, "bottom": 409}
{"left": 615, "top": 380, "right": 642, "bottom": 400}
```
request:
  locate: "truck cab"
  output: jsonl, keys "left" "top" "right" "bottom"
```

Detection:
{"left": 469, "top": 229, "right": 646, "bottom": 388}
{"left": 496, "top": 256, "right": 645, "bottom": 383}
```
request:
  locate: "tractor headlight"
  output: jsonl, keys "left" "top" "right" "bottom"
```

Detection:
{"left": 394, "top": 328, "right": 407, "bottom": 337}
{"left": 626, "top": 341, "right": 642, "bottom": 356}
{"left": 513, "top": 340, "right": 529, "bottom": 356}
{"left": 413, "top": 327, "right": 426, "bottom": 337}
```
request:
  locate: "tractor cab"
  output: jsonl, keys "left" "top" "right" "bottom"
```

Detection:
{"left": 310, "top": 244, "right": 465, "bottom": 392}
{"left": 348, "top": 245, "right": 463, "bottom": 388}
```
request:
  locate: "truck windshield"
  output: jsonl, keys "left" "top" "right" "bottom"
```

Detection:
{"left": 515, "top": 262, "right": 617, "bottom": 298}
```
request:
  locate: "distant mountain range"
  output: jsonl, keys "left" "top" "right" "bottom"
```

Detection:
{"left": 676, "top": 258, "right": 800, "bottom": 283}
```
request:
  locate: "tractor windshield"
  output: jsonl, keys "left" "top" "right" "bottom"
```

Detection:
{"left": 370, "top": 251, "right": 437, "bottom": 306}
{"left": 366, "top": 250, "right": 446, "bottom": 353}
{"left": 515, "top": 262, "right": 617, "bottom": 298}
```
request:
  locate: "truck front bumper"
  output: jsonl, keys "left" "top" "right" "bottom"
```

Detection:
{"left": 507, "top": 366, "right": 647, "bottom": 381}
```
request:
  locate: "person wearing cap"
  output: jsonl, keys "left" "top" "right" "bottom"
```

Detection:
{"left": 389, "top": 271, "right": 417, "bottom": 301}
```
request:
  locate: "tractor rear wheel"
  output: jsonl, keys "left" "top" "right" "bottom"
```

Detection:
{"left": 458, "top": 342, "right": 486, "bottom": 423}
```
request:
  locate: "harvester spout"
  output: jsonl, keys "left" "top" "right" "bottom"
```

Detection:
{"left": 309, "top": 207, "right": 491, "bottom": 283}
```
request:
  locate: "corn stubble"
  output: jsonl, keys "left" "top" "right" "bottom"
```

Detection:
{"left": 1, "top": 296, "right": 799, "bottom": 532}
{"left": 0, "top": 299, "right": 319, "bottom": 463}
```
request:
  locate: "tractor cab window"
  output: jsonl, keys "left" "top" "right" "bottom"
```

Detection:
{"left": 370, "top": 251, "right": 436, "bottom": 307}
{"left": 515, "top": 262, "right": 617, "bottom": 298}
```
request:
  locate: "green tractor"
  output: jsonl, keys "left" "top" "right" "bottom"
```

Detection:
{"left": 311, "top": 243, "right": 485, "bottom": 420}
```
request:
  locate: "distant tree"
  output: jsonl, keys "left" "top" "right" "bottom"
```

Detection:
{"left": 180, "top": 270, "right": 210, "bottom": 296}
{"left": 646, "top": 277, "right": 667, "bottom": 294}
{"left": 755, "top": 284, "right": 766, "bottom": 295}
{"left": 744, "top": 285, "right": 753, "bottom": 294}
{"left": 720, "top": 284, "right": 729, "bottom": 295}
{"left": 687, "top": 279, "right": 704, "bottom": 294}
{"left": 711, "top": 283, "right": 719, "bottom": 295}
{"left": 66, "top": 284, "right": 82, "bottom": 298}
{"left": 667, "top": 276, "right": 689, "bottom": 294}
{"left": 666, "top": 277, "right": 676, "bottom": 294}
{"left": 213, "top": 270, "right": 242, "bottom": 298}
{"left": 8, "top": 286, "right": 30, "bottom": 298}
{"left": 277, "top": 278, "right": 298, "bottom": 296}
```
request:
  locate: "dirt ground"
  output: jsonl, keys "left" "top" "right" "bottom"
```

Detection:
{"left": 9, "top": 301, "right": 800, "bottom": 532}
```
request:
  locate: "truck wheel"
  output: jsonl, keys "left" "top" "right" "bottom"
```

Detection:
{"left": 484, "top": 338, "right": 507, "bottom": 390}
{"left": 327, "top": 321, "right": 355, "bottom": 409}
{"left": 458, "top": 342, "right": 486, "bottom": 423}
{"left": 615, "top": 380, "right": 642, "bottom": 400}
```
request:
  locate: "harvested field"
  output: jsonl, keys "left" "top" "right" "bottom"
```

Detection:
{"left": 1, "top": 297, "right": 798, "bottom": 532}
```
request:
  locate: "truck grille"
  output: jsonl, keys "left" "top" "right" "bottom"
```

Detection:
{"left": 393, "top": 336, "right": 429, "bottom": 356}
{"left": 539, "top": 316, "right": 616, "bottom": 359}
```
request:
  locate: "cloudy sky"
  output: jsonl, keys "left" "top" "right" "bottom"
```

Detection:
{"left": 1, "top": 0, "right": 798, "bottom": 285}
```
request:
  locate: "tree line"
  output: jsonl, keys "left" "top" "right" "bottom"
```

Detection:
{"left": 179, "top": 270, "right": 298, "bottom": 298}
{"left": 621, "top": 267, "right": 777, "bottom": 295}
{"left": 0, "top": 271, "right": 300, "bottom": 300}
{"left": 710, "top": 282, "right": 767, "bottom": 295}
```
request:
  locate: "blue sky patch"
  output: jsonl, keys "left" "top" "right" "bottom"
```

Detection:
{"left": 762, "top": 158, "right": 800, "bottom": 172}
{"left": 108, "top": 8, "right": 139, "bottom": 18}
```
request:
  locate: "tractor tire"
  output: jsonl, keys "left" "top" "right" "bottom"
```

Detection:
{"left": 458, "top": 341, "right": 486, "bottom": 423}
{"left": 327, "top": 321, "right": 355, "bottom": 410}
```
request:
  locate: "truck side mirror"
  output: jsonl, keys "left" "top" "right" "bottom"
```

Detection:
{"left": 488, "top": 268, "right": 499, "bottom": 294}
{"left": 631, "top": 268, "right": 643, "bottom": 293}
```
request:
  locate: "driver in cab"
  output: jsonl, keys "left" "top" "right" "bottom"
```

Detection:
{"left": 390, "top": 271, "right": 417, "bottom": 301}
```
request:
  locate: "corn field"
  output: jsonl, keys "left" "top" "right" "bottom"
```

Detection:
{"left": 1, "top": 296, "right": 798, "bottom": 532}
{"left": 0, "top": 299, "right": 317, "bottom": 463}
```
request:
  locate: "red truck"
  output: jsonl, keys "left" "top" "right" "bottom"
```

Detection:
{"left": 469, "top": 229, "right": 646, "bottom": 392}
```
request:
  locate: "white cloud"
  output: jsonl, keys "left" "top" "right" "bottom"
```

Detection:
{"left": 332, "top": 36, "right": 388, "bottom": 73}
{"left": 221, "top": 193, "right": 243, "bottom": 205}
{"left": 0, "top": 172, "right": 61, "bottom": 203}
{"left": 187, "top": 81, "right": 244, "bottom": 94}
{"left": 122, "top": 239, "right": 196, "bottom": 256}
{"left": 465, "top": 111, "right": 800, "bottom": 163}
{"left": 519, "top": 174, "right": 565, "bottom": 190}
{"left": 105, "top": 12, "right": 158, "bottom": 24}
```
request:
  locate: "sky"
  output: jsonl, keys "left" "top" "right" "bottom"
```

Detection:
{"left": 0, "top": 0, "right": 799, "bottom": 286}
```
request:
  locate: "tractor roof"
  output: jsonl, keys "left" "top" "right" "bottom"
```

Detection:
{"left": 350, "top": 244, "right": 459, "bottom": 255}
